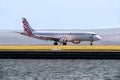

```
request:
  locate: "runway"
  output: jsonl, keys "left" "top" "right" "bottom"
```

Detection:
{"left": 0, "top": 45, "right": 120, "bottom": 59}
{"left": 0, "top": 45, "right": 120, "bottom": 52}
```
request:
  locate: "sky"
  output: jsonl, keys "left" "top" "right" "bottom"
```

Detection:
{"left": 0, "top": 0, "right": 120, "bottom": 30}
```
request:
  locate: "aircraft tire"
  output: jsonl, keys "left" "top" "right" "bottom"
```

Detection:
{"left": 54, "top": 42, "right": 58, "bottom": 45}
{"left": 90, "top": 42, "right": 93, "bottom": 45}
{"left": 63, "top": 43, "right": 67, "bottom": 45}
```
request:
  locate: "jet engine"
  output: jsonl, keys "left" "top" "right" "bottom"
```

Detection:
{"left": 72, "top": 40, "right": 81, "bottom": 44}
{"left": 59, "top": 38, "right": 67, "bottom": 43}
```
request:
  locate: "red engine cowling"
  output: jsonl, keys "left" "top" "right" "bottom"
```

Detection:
{"left": 59, "top": 38, "right": 67, "bottom": 43}
{"left": 72, "top": 40, "right": 81, "bottom": 44}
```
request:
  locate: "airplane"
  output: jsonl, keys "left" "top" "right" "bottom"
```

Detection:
{"left": 18, "top": 18, "right": 101, "bottom": 45}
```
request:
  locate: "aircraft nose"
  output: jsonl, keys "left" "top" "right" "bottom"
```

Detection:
{"left": 96, "top": 35, "right": 102, "bottom": 40}
{"left": 94, "top": 35, "right": 102, "bottom": 40}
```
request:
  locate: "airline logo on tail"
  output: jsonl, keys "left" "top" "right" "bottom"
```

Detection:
{"left": 22, "top": 18, "right": 33, "bottom": 37}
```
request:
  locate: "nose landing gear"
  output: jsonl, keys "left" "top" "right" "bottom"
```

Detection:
{"left": 90, "top": 35, "right": 94, "bottom": 45}
{"left": 90, "top": 41, "right": 93, "bottom": 45}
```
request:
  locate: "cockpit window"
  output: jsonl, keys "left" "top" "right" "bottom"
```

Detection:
{"left": 92, "top": 33, "right": 97, "bottom": 35}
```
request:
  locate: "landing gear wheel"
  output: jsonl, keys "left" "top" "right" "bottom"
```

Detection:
{"left": 54, "top": 42, "right": 58, "bottom": 45}
{"left": 90, "top": 42, "right": 93, "bottom": 45}
{"left": 63, "top": 43, "right": 67, "bottom": 45}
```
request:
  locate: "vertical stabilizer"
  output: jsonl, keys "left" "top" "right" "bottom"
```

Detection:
{"left": 22, "top": 18, "right": 34, "bottom": 37}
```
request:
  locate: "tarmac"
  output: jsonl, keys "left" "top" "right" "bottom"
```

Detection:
{"left": 0, "top": 45, "right": 120, "bottom": 52}
{"left": 0, "top": 45, "right": 120, "bottom": 59}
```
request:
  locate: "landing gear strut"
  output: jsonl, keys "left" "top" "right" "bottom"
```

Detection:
{"left": 54, "top": 41, "right": 58, "bottom": 45}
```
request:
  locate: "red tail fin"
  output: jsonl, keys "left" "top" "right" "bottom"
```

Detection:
{"left": 22, "top": 18, "right": 33, "bottom": 37}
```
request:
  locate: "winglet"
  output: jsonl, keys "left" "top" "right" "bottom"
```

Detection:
{"left": 22, "top": 18, "right": 34, "bottom": 37}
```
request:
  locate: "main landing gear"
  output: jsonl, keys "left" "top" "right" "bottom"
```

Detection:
{"left": 63, "top": 42, "right": 67, "bottom": 45}
{"left": 54, "top": 41, "right": 67, "bottom": 45}
{"left": 54, "top": 41, "right": 58, "bottom": 45}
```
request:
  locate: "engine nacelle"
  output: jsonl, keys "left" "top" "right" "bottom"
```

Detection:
{"left": 72, "top": 40, "right": 81, "bottom": 44}
{"left": 59, "top": 38, "right": 67, "bottom": 43}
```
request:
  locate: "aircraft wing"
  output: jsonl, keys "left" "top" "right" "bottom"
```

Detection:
{"left": 14, "top": 31, "right": 60, "bottom": 41}
{"left": 33, "top": 35, "right": 59, "bottom": 41}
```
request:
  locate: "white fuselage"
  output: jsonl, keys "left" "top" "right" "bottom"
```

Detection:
{"left": 21, "top": 30, "right": 101, "bottom": 45}
{"left": 33, "top": 31, "right": 101, "bottom": 41}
